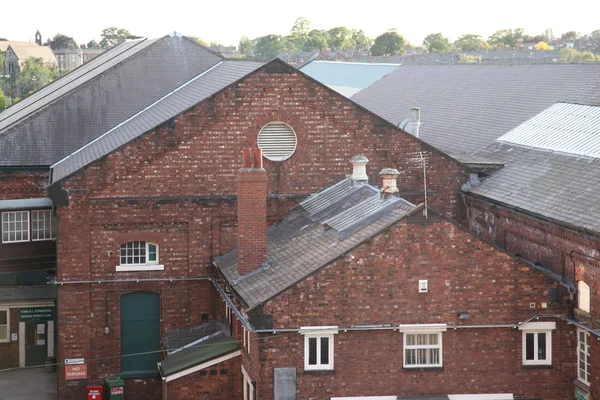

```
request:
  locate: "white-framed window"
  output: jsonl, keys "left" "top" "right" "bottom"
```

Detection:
{"left": 519, "top": 321, "right": 555, "bottom": 365}
{"left": 242, "top": 366, "right": 255, "bottom": 400}
{"left": 578, "top": 329, "right": 591, "bottom": 385}
{"left": 116, "top": 241, "right": 164, "bottom": 271}
{"left": 31, "top": 210, "right": 55, "bottom": 241}
{"left": 578, "top": 281, "right": 590, "bottom": 313}
{"left": 0, "top": 307, "right": 9, "bottom": 343}
{"left": 300, "top": 326, "right": 338, "bottom": 371}
{"left": 399, "top": 324, "right": 447, "bottom": 368}
{"left": 2, "top": 211, "right": 30, "bottom": 243}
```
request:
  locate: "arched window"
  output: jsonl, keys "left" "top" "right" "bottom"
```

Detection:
{"left": 120, "top": 292, "right": 160, "bottom": 376}
{"left": 578, "top": 281, "right": 590, "bottom": 313}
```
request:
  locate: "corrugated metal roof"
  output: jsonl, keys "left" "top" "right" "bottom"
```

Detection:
{"left": 0, "top": 35, "right": 223, "bottom": 167}
{"left": 0, "top": 198, "right": 52, "bottom": 210}
{"left": 300, "top": 61, "right": 401, "bottom": 98}
{"left": 498, "top": 103, "right": 600, "bottom": 158}
{"left": 50, "top": 60, "right": 264, "bottom": 183}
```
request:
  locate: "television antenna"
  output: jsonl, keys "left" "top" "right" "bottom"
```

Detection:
{"left": 408, "top": 150, "right": 429, "bottom": 219}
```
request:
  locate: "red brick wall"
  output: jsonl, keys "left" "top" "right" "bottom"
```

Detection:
{"left": 256, "top": 217, "right": 574, "bottom": 399}
{"left": 164, "top": 356, "right": 242, "bottom": 400}
{"left": 467, "top": 195, "right": 600, "bottom": 397}
{"left": 0, "top": 171, "right": 48, "bottom": 200}
{"left": 54, "top": 65, "right": 469, "bottom": 399}
{"left": 0, "top": 308, "right": 19, "bottom": 369}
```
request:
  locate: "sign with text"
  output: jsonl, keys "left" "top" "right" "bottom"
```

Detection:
{"left": 65, "top": 364, "right": 87, "bottom": 380}
{"left": 19, "top": 307, "right": 53, "bottom": 322}
{"left": 111, "top": 387, "right": 124, "bottom": 395}
{"left": 65, "top": 358, "right": 85, "bottom": 365}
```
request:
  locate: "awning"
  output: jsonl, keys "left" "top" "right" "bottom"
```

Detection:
{"left": 158, "top": 337, "right": 240, "bottom": 382}
{"left": 0, "top": 198, "right": 52, "bottom": 211}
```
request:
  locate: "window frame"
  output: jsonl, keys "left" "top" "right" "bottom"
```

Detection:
{"left": 399, "top": 324, "right": 447, "bottom": 369}
{"left": 300, "top": 326, "right": 338, "bottom": 371}
{"left": 31, "top": 209, "right": 55, "bottom": 241}
{"left": 519, "top": 321, "right": 555, "bottom": 366}
{"left": 577, "top": 281, "right": 590, "bottom": 313}
{"left": 578, "top": 328, "right": 591, "bottom": 386}
{"left": 0, "top": 307, "right": 9, "bottom": 343}
{"left": 116, "top": 241, "right": 164, "bottom": 272}
{"left": 2, "top": 211, "right": 30, "bottom": 243}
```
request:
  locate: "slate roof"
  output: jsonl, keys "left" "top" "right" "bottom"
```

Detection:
{"left": 50, "top": 60, "right": 264, "bottom": 183}
{"left": 352, "top": 64, "right": 600, "bottom": 155}
{"left": 215, "top": 178, "right": 419, "bottom": 309}
{"left": 468, "top": 107, "right": 600, "bottom": 234}
{"left": 299, "top": 61, "right": 401, "bottom": 97}
{"left": 0, "top": 34, "right": 223, "bottom": 167}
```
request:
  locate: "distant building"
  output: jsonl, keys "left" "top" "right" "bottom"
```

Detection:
{"left": 55, "top": 48, "right": 105, "bottom": 72}
{"left": 210, "top": 44, "right": 238, "bottom": 58}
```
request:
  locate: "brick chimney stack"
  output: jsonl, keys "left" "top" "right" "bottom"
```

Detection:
{"left": 237, "top": 148, "right": 267, "bottom": 276}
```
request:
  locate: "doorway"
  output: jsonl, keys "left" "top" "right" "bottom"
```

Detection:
{"left": 25, "top": 321, "right": 47, "bottom": 367}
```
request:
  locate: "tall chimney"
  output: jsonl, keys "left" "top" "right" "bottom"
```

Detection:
{"left": 237, "top": 148, "right": 267, "bottom": 276}
{"left": 350, "top": 155, "right": 369, "bottom": 183}
{"left": 411, "top": 107, "right": 421, "bottom": 138}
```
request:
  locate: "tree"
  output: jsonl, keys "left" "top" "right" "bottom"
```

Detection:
{"left": 488, "top": 28, "right": 524, "bottom": 48}
{"left": 99, "top": 27, "right": 134, "bottom": 48}
{"left": 327, "top": 26, "right": 353, "bottom": 49}
{"left": 544, "top": 28, "right": 555, "bottom": 42}
{"left": 534, "top": 41, "right": 552, "bottom": 50}
{"left": 87, "top": 39, "right": 99, "bottom": 49}
{"left": 0, "top": 88, "right": 6, "bottom": 111}
{"left": 303, "top": 30, "right": 330, "bottom": 51}
{"left": 423, "top": 33, "right": 451, "bottom": 53}
{"left": 371, "top": 30, "right": 406, "bottom": 56}
{"left": 561, "top": 31, "right": 578, "bottom": 41}
{"left": 238, "top": 35, "right": 254, "bottom": 55}
{"left": 254, "top": 35, "right": 287, "bottom": 59}
{"left": 351, "top": 29, "right": 372, "bottom": 51}
{"left": 290, "top": 17, "right": 311, "bottom": 36}
{"left": 559, "top": 48, "right": 599, "bottom": 62}
{"left": 187, "top": 36, "right": 209, "bottom": 47}
{"left": 590, "top": 30, "right": 600, "bottom": 41}
{"left": 47, "top": 34, "right": 78, "bottom": 50}
{"left": 454, "top": 34, "right": 487, "bottom": 51}
{"left": 17, "top": 57, "right": 58, "bottom": 97}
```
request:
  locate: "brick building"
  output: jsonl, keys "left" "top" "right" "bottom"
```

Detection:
{"left": 0, "top": 33, "right": 597, "bottom": 400}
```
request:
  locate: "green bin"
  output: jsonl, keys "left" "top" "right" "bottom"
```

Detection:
{"left": 104, "top": 376, "right": 125, "bottom": 399}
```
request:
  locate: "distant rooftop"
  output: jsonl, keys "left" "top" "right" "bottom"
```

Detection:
{"left": 300, "top": 60, "right": 401, "bottom": 97}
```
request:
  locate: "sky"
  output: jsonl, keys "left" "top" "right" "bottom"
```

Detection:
{"left": 3, "top": 0, "right": 599, "bottom": 47}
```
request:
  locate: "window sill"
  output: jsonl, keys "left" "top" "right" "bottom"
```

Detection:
{"left": 403, "top": 366, "right": 443, "bottom": 372}
{"left": 117, "top": 370, "right": 160, "bottom": 379}
{"left": 303, "top": 369, "right": 335, "bottom": 375}
{"left": 522, "top": 364, "right": 553, "bottom": 370}
{"left": 115, "top": 265, "right": 164, "bottom": 272}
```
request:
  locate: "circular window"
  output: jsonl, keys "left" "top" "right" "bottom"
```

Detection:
{"left": 257, "top": 122, "right": 297, "bottom": 161}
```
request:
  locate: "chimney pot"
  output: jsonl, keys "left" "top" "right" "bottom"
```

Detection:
{"left": 350, "top": 155, "right": 369, "bottom": 182}
{"left": 379, "top": 168, "right": 400, "bottom": 194}
{"left": 411, "top": 107, "right": 421, "bottom": 138}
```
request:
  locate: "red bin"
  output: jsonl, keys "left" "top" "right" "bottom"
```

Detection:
{"left": 87, "top": 380, "right": 104, "bottom": 400}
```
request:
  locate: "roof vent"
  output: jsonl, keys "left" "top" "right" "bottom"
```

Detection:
{"left": 398, "top": 107, "right": 422, "bottom": 138}
{"left": 379, "top": 168, "right": 400, "bottom": 194}
{"left": 350, "top": 155, "right": 369, "bottom": 182}
{"left": 257, "top": 122, "right": 297, "bottom": 161}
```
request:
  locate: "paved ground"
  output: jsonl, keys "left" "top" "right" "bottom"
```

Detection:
{"left": 0, "top": 367, "right": 57, "bottom": 400}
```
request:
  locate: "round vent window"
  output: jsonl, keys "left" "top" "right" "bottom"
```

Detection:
{"left": 257, "top": 122, "right": 297, "bottom": 161}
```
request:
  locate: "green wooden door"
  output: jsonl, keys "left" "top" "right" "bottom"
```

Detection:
{"left": 120, "top": 292, "right": 160, "bottom": 375}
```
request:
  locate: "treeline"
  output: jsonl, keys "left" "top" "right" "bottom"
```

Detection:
{"left": 235, "top": 18, "right": 600, "bottom": 59}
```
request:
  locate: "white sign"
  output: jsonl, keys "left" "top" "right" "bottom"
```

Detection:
{"left": 65, "top": 358, "right": 85, "bottom": 365}
{"left": 11, "top": 333, "right": 17, "bottom": 341}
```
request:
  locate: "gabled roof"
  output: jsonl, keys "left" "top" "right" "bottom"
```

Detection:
{"left": 215, "top": 178, "right": 419, "bottom": 309}
{"left": 49, "top": 59, "right": 264, "bottom": 183}
{"left": 7, "top": 44, "right": 57, "bottom": 66}
{"left": 352, "top": 64, "right": 600, "bottom": 155}
{"left": 0, "top": 41, "right": 37, "bottom": 52}
{"left": 0, "top": 34, "right": 223, "bottom": 167}
{"left": 300, "top": 61, "right": 401, "bottom": 97}
{"left": 468, "top": 103, "right": 600, "bottom": 235}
